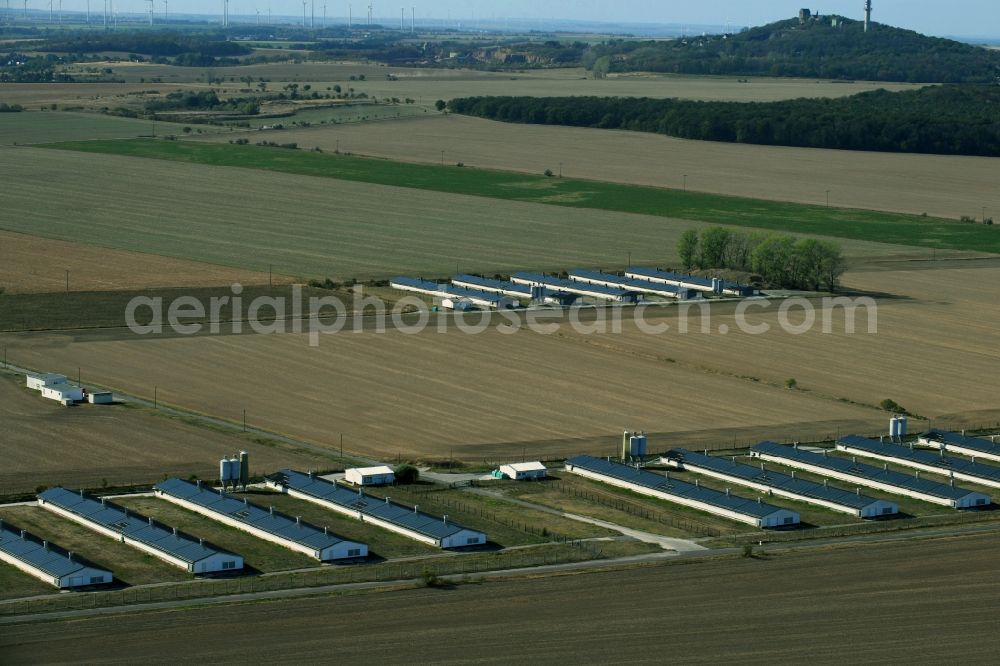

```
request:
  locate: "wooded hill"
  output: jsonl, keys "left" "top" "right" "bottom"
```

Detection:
{"left": 584, "top": 16, "right": 1000, "bottom": 83}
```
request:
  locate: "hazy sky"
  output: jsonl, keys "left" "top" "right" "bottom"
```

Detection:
{"left": 48, "top": 1, "right": 1000, "bottom": 38}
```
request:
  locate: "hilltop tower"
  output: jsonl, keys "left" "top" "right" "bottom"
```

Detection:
{"left": 864, "top": 0, "right": 872, "bottom": 32}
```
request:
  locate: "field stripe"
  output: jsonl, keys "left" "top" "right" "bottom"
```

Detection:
{"left": 42, "top": 138, "right": 1000, "bottom": 255}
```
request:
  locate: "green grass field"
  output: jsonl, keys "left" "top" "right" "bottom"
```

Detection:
{"left": 46, "top": 139, "right": 1000, "bottom": 254}
{"left": 0, "top": 506, "right": 189, "bottom": 586}
{"left": 0, "top": 562, "right": 58, "bottom": 601}
{"left": 0, "top": 284, "right": 353, "bottom": 332}
{"left": 0, "top": 112, "right": 175, "bottom": 146}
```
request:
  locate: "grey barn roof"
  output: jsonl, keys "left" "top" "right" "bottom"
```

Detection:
{"left": 0, "top": 520, "right": 106, "bottom": 579}
{"left": 511, "top": 272, "right": 632, "bottom": 298}
{"left": 154, "top": 478, "right": 355, "bottom": 552}
{"left": 39, "top": 487, "right": 231, "bottom": 565}
{"left": 568, "top": 270, "right": 688, "bottom": 297}
{"left": 752, "top": 441, "right": 980, "bottom": 501}
{"left": 451, "top": 275, "right": 533, "bottom": 297}
{"left": 839, "top": 435, "right": 1000, "bottom": 483}
{"left": 669, "top": 449, "right": 885, "bottom": 511}
{"left": 922, "top": 429, "right": 1000, "bottom": 457}
{"left": 625, "top": 267, "right": 748, "bottom": 291}
{"left": 389, "top": 277, "right": 511, "bottom": 304}
{"left": 269, "top": 470, "right": 482, "bottom": 541}
{"left": 565, "top": 455, "right": 786, "bottom": 519}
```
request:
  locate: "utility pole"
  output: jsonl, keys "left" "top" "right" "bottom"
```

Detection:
{"left": 65, "top": 269, "right": 69, "bottom": 292}
{"left": 154, "top": 386, "right": 157, "bottom": 409}
{"left": 683, "top": 174, "right": 687, "bottom": 192}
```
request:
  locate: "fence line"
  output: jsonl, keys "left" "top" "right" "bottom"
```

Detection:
{"left": 0, "top": 542, "right": 606, "bottom": 618}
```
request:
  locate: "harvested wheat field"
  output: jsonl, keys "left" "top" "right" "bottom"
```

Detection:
{"left": 5, "top": 531, "right": 999, "bottom": 664}
{"left": 0, "top": 84, "right": 199, "bottom": 113}
{"left": 0, "top": 148, "right": 947, "bottom": 283}
{"left": 0, "top": 371, "right": 339, "bottom": 494}
{"left": 0, "top": 321, "right": 886, "bottom": 461}
{"left": 0, "top": 231, "right": 292, "bottom": 294}
{"left": 3, "top": 262, "right": 999, "bottom": 461}
{"left": 62, "top": 61, "right": 922, "bottom": 100}
{"left": 249, "top": 114, "right": 1000, "bottom": 219}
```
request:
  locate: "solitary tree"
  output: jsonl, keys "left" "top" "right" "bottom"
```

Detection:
{"left": 699, "top": 227, "right": 732, "bottom": 269}
{"left": 677, "top": 229, "right": 699, "bottom": 270}
{"left": 434, "top": 99, "right": 447, "bottom": 112}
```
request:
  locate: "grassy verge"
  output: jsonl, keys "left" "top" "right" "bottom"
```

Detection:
{"left": 0, "top": 540, "right": 660, "bottom": 616}
{"left": 526, "top": 474, "right": 746, "bottom": 537}
{"left": 0, "top": 284, "right": 364, "bottom": 332}
{"left": 231, "top": 490, "right": 441, "bottom": 560}
{"left": 0, "top": 563, "right": 58, "bottom": 601}
{"left": 114, "top": 497, "right": 318, "bottom": 573}
{"left": 0, "top": 506, "right": 189, "bottom": 587}
{"left": 44, "top": 139, "right": 1000, "bottom": 254}
{"left": 496, "top": 478, "right": 709, "bottom": 539}
{"left": 379, "top": 484, "right": 617, "bottom": 546}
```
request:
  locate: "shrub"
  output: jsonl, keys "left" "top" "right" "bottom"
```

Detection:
{"left": 420, "top": 568, "right": 441, "bottom": 587}
{"left": 544, "top": 168, "right": 554, "bottom": 177}
{"left": 742, "top": 544, "right": 754, "bottom": 558}
{"left": 879, "top": 399, "right": 905, "bottom": 413}
{"left": 785, "top": 378, "right": 797, "bottom": 390}
{"left": 394, "top": 464, "right": 420, "bottom": 484}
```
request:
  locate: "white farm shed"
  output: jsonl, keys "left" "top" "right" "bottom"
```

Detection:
{"left": 500, "top": 462, "right": 548, "bottom": 480}
{"left": 41, "top": 384, "right": 84, "bottom": 405}
{"left": 345, "top": 466, "right": 396, "bottom": 486}
{"left": 26, "top": 373, "right": 67, "bottom": 391}
{"left": 88, "top": 391, "right": 114, "bottom": 404}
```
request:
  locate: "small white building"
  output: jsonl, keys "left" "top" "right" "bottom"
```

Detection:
{"left": 41, "top": 383, "right": 85, "bottom": 405}
{"left": 345, "top": 466, "right": 396, "bottom": 486}
{"left": 87, "top": 391, "right": 114, "bottom": 404}
{"left": 26, "top": 373, "right": 67, "bottom": 391}
{"left": 499, "top": 462, "right": 548, "bottom": 480}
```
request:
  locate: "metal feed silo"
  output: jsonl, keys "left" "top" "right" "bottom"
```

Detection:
{"left": 239, "top": 451, "right": 249, "bottom": 489}
{"left": 219, "top": 458, "right": 231, "bottom": 488}
{"left": 631, "top": 432, "right": 648, "bottom": 457}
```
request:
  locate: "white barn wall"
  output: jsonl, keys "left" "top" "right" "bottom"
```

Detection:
{"left": 837, "top": 443, "right": 1000, "bottom": 490}
{"left": 154, "top": 489, "right": 365, "bottom": 561}
{"left": 564, "top": 463, "right": 790, "bottom": 528}
{"left": 750, "top": 451, "right": 983, "bottom": 508}
{"left": 664, "top": 459, "right": 865, "bottom": 517}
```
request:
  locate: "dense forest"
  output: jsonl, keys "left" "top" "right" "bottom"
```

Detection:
{"left": 584, "top": 17, "right": 1000, "bottom": 83}
{"left": 39, "top": 32, "right": 251, "bottom": 58}
{"left": 449, "top": 85, "right": 1000, "bottom": 157}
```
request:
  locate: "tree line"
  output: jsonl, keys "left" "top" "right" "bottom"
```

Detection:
{"left": 677, "top": 227, "right": 846, "bottom": 291}
{"left": 143, "top": 90, "right": 260, "bottom": 115}
{"left": 40, "top": 32, "right": 251, "bottom": 58}
{"left": 448, "top": 85, "right": 1000, "bottom": 157}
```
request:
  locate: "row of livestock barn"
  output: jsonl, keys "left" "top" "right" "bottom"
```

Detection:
{"left": 2, "top": 429, "right": 995, "bottom": 590}
{"left": 391, "top": 268, "right": 756, "bottom": 310}
{"left": 565, "top": 430, "right": 998, "bottom": 528}
{"left": 0, "top": 472, "right": 487, "bottom": 591}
